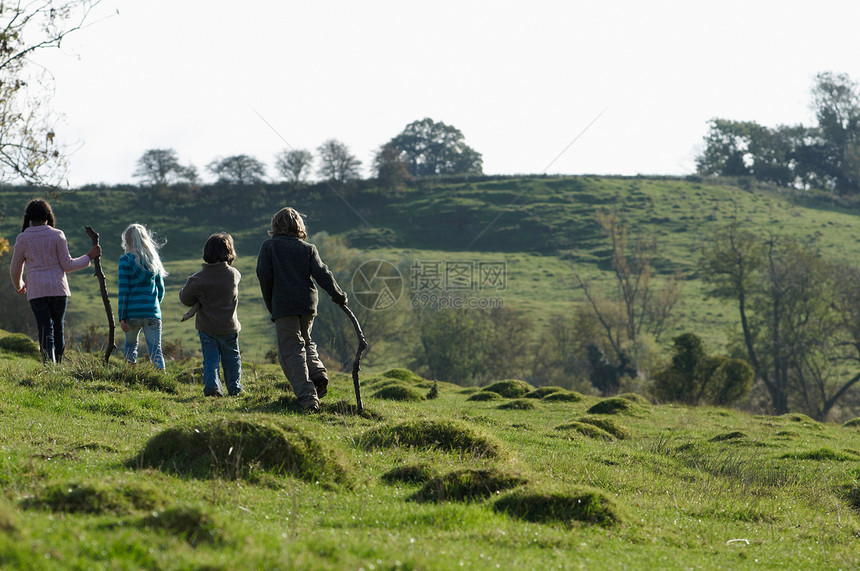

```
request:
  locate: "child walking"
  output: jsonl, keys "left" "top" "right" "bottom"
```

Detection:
{"left": 179, "top": 233, "right": 243, "bottom": 397}
{"left": 118, "top": 223, "right": 167, "bottom": 370}
{"left": 256, "top": 207, "right": 347, "bottom": 413}
{"left": 9, "top": 199, "right": 101, "bottom": 363}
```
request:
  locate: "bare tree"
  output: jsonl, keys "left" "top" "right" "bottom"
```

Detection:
{"left": 0, "top": 1, "right": 103, "bottom": 186}
{"left": 317, "top": 139, "right": 361, "bottom": 183}
{"left": 274, "top": 148, "right": 313, "bottom": 183}
{"left": 133, "top": 148, "right": 196, "bottom": 186}
{"left": 206, "top": 154, "right": 267, "bottom": 185}
{"left": 574, "top": 211, "right": 681, "bottom": 373}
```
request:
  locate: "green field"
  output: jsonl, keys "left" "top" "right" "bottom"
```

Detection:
{"left": 2, "top": 176, "right": 860, "bottom": 373}
{"left": 0, "top": 332, "right": 858, "bottom": 569}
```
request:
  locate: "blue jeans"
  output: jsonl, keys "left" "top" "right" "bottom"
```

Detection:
{"left": 199, "top": 331, "right": 242, "bottom": 395}
{"left": 124, "top": 318, "right": 165, "bottom": 369}
{"left": 30, "top": 296, "right": 68, "bottom": 363}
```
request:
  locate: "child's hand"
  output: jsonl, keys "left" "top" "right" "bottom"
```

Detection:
{"left": 120, "top": 320, "right": 130, "bottom": 332}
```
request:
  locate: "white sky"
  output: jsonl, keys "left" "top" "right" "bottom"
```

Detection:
{"left": 32, "top": 0, "right": 860, "bottom": 186}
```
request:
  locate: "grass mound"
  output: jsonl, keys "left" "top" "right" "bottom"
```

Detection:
{"left": 381, "top": 368, "right": 422, "bottom": 382}
{"left": 542, "top": 391, "right": 584, "bottom": 403}
{"left": 587, "top": 398, "right": 638, "bottom": 415}
{"left": 141, "top": 505, "right": 225, "bottom": 546}
{"left": 132, "top": 418, "right": 352, "bottom": 486}
{"left": 494, "top": 486, "right": 623, "bottom": 526}
{"left": 0, "top": 333, "right": 39, "bottom": 357}
{"left": 782, "top": 448, "right": 860, "bottom": 461}
{"left": 555, "top": 421, "right": 615, "bottom": 440}
{"left": 710, "top": 431, "right": 747, "bottom": 442}
{"left": 481, "top": 379, "right": 533, "bottom": 398}
{"left": 0, "top": 502, "right": 17, "bottom": 534}
{"left": 360, "top": 419, "right": 505, "bottom": 459}
{"left": 24, "top": 480, "right": 166, "bottom": 515}
{"left": 381, "top": 463, "right": 437, "bottom": 485}
{"left": 524, "top": 386, "right": 564, "bottom": 399}
{"left": 498, "top": 399, "right": 536, "bottom": 411}
{"left": 410, "top": 468, "right": 526, "bottom": 503}
{"left": 372, "top": 385, "right": 424, "bottom": 402}
{"left": 617, "top": 392, "right": 650, "bottom": 404}
{"left": 843, "top": 418, "right": 860, "bottom": 428}
{"left": 467, "top": 391, "right": 502, "bottom": 402}
{"left": 577, "top": 416, "right": 631, "bottom": 439}
{"left": 68, "top": 356, "right": 178, "bottom": 394}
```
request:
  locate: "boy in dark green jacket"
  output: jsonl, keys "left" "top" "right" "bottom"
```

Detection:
{"left": 256, "top": 207, "right": 347, "bottom": 412}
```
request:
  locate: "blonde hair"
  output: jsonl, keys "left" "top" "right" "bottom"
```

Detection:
{"left": 269, "top": 207, "right": 307, "bottom": 239}
{"left": 121, "top": 223, "right": 168, "bottom": 277}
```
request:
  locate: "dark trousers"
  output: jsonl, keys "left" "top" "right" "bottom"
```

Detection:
{"left": 29, "top": 296, "right": 68, "bottom": 363}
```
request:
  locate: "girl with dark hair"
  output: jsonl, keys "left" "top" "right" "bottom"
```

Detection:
{"left": 9, "top": 199, "right": 101, "bottom": 363}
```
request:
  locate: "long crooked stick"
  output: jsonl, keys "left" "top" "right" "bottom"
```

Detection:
{"left": 85, "top": 226, "right": 116, "bottom": 363}
{"left": 339, "top": 304, "right": 367, "bottom": 413}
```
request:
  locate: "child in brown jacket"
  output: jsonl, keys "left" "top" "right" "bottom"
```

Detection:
{"left": 179, "top": 233, "right": 243, "bottom": 397}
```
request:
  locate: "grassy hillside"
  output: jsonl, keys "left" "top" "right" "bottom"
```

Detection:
{"left": 0, "top": 333, "right": 858, "bottom": 568}
{"left": 2, "top": 176, "right": 860, "bottom": 372}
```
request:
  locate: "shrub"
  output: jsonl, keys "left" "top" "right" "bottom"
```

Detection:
{"left": 410, "top": 468, "right": 526, "bottom": 503}
{"left": 482, "top": 379, "right": 533, "bottom": 398}
{"left": 494, "top": 486, "right": 623, "bottom": 526}
{"left": 426, "top": 381, "right": 439, "bottom": 399}
{"left": 651, "top": 333, "right": 752, "bottom": 406}
{"left": 360, "top": 419, "right": 504, "bottom": 459}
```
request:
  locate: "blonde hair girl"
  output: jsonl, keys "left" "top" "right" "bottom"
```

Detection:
{"left": 118, "top": 223, "right": 167, "bottom": 370}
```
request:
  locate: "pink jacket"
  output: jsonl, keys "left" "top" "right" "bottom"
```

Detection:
{"left": 9, "top": 225, "right": 91, "bottom": 300}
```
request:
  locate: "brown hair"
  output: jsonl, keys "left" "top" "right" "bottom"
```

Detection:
{"left": 268, "top": 207, "right": 307, "bottom": 239}
{"left": 203, "top": 232, "right": 236, "bottom": 265}
{"left": 22, "top": 199, "right": 55, "bottom": 232}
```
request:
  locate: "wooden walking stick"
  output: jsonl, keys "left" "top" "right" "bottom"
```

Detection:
{"left": 85, "top": 226, "right": 116, "bottom": 363}
{"left": 339, "top": 304, "right": 367, "bottom": 414}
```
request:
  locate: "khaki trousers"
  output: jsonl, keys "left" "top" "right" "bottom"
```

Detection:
{"left": 275, "top": 314, "right": 327, "bottom": 409}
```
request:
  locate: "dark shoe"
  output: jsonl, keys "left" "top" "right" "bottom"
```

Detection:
{"left": 204, "top": 389, "right": 224, "bottom": 397}
{"left": 312, "top": 375, "right": 328, "bottom": 399}
{"left": 302, "top": 404, "right": 320, "bottom": 414}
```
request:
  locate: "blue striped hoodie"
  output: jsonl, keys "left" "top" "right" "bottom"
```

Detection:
{"left": 118, "top": 253, "right": 165, "bottom": 320}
